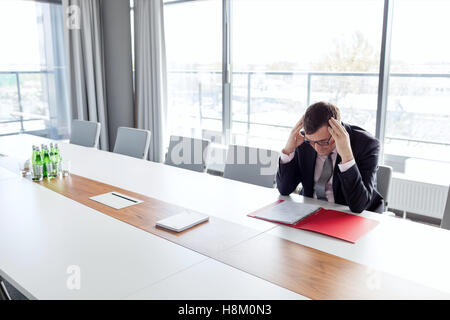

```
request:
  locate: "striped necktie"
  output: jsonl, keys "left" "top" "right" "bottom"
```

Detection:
{"left": 314, "top": 153, "right": 333, "bottom": 201}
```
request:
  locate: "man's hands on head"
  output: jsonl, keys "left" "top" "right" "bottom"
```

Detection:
{"left": 328, "top": 118, "right": 354, "bottom": 164}
{"left": 282, "top": 115, "right": 355, "bottom": 164}
{"left": 283, "top": 115, "right": 305, "bottom": 155}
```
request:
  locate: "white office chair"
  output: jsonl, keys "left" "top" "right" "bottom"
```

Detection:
{"left": 69, "top": 120, "right": 101, "bottom": 148}
{"left": 113, "top": 127, "right": 151, "bottom": 160}
{"left": 377, "top": 165, "right": 393, "bottom": 207}
{"left": 223, "top": 145, "right": 279, "bottom": 188}
{"left": 440, "top": 186, "right": 450, "bottom": 230}
{"left": 165, "top": 136, "right": 210, "bottom": 172}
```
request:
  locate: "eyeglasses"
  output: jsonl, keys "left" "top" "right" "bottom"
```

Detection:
{"left": 300, "top": 130, "right": 333, "bottom": 146}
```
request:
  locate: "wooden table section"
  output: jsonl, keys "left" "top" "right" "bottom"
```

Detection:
{"left": 33, "top": 173, "right": 449, "bottom": 299}
{"left": 216, "top": 233, "right": 445, "bottom": 299}
{"left": 35, "top": 174, "right": 262, "bottom": 258}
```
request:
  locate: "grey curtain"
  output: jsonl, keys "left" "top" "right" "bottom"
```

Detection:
{"left": 134, "top": 0, "right": 168, "bottom": 162}
{"left": 62, "top": 0, "right": 109, "bottom": 150}
{"left": 39, "top": 2, "right": 71, "bottom": 140}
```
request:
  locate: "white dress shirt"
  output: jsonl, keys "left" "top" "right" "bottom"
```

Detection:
{"left": 280, "top": 148, "right": 355, "bottom": 203}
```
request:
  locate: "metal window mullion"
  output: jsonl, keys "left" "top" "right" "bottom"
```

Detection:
{"left": 247, "top": 72, "right": 251, "bottom": 134}
{"left": 222, "top": 0, "right": 231, "bottom": 145}
{"left": 375, "top": 0, "right": 394, "bottom": 163}
{"left": 306, "top": 73, "right": 311, "bottom": 106}
{"left": 15, "top": 72, "right": 24, "bottom": 132}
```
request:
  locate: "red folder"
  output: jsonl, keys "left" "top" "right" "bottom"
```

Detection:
{"left": 248, "top": 200, "right": 379, "bottom": 243}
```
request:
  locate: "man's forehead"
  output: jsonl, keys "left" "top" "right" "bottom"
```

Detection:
{"left": 305, "top": 125, "right": 329, "bottom": 139}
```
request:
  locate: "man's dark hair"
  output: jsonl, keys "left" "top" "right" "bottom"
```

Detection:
{"left": 303, "top": 101, "right": 341, "bottom": 134}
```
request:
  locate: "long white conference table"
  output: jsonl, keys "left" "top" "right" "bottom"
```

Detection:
{"left": 0, "top": 134, "right": 450, "bottom": 300}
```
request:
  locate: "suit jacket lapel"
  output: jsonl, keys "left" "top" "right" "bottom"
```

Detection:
{"left": 332, "top": 152, "right": 341, "bottom": 198}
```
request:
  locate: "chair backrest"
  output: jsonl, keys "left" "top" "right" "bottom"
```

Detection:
{"left": 440, "top": 186, "right": 450, "bottom": 230}
{"left": 69, "top": 120, "right": 101, "bottom": 148}
{"left": 377, "top": 165, "right": 393, "bottom": 206}
{"left": 165, "top": 136, "right": 210, "bottom": 172}
{"left": 223, "top": 145, "right": 279, "bottom": 188}
{"left": 113, "top": 127, "right": 151, "bottom": 160}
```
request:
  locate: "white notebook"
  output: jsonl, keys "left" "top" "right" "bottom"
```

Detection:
{"left": 254, "top": 201, "right": 320, "bottom": 225}
{"left": 156, "top": 211, "right": 209, "bottom": 232}
{"left": 89, "top": 192, "right": 143, "bottom": 209}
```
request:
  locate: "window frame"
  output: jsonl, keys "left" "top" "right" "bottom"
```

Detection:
{"left": 164, "top": 0, "right": 450, "bottom": 167}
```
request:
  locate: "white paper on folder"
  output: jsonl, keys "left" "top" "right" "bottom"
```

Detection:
{"left": 156, "top": 210, "right": 209, "bottom": 232}
{"left": 255, "top": 201, "right": 320, "bottom": 225}
{"left": 89, "top": 192, "right": 143, "bottom": 209}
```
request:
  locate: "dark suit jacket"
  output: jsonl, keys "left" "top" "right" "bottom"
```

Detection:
{"left": 276, "top": 123, "right": 384, "bottom": 213}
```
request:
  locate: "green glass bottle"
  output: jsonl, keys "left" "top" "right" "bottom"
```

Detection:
{"left": 35, "top": 147, "right": 42, "bottom": 164}
{"left": 49, "top": 150, "right": 54, "bottom": 178}
{"left": 32, "top": 147, "right": 43, "bottom": 181}
{"left": 54, "top": 143, "right": 62, "bottom": 177}
{"left": 43, "top": 145, "right": 50, "bottom": 178}
{"left": 31, "top": 145, "right": 37, "bottom": 166}
{"left": 52, "top": 147, "right": 58, "bottom": 178}
{"left": 36, "top": 148, "right": 42, "bottom": 165}
{"left": 54, "top": 143, "right": 61, "bottom": 161}
{"left": 41, "top": 144, "right": 45, "bottom": 160}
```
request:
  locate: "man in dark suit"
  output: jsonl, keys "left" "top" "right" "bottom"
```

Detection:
{"left": 276, "top": 101, "right": 384, "bottom": 213}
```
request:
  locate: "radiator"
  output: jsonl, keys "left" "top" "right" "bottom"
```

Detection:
{"left": 388, "top": 176, "right": 449, "bottom": 219}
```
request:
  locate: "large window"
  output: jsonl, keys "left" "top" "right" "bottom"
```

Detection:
{"left": 0, "top": 0, "right": 70, "bottom": 139}
{"left": 384, "top": 0, "right": 450, "bottom": 181}
{"left": 231, "top": 0, "right": 383, "bottom": 150}
{"left": 164, "top": 0, "right": 450, "bottom": 178}
{"left": 164, "top": 0, "right": 223, "bottom": 141}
